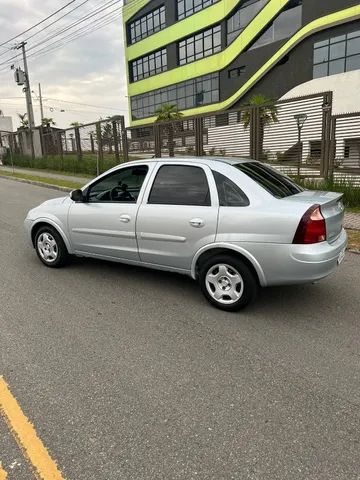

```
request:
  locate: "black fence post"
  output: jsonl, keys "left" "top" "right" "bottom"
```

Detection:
{"left": 321, "top": 92, "right": 333, "bottom": 179}
{"left": 154, "top": 124, "right": 161, "bottom": 158}
{"left": 74, "top": 127, "right": 82, "bottom": 161}
{"left": 195, "top": 117, "right": 203, "bottom": 156}
{"left": 96, "top": 121, "right": 104, "bottom": 166}
{"left": 112, "top": 120, "right": 120, "bottom": 163}
{"left": 119, "top": 116, "right": 129, "bottom": 162}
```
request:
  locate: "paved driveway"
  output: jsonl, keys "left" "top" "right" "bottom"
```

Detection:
{"left": 0, "top": 178, "right": 359, "bottom": 480}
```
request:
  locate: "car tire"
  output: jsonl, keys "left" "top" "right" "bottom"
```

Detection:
{"left": 198, "top": 254, "right": 258, "bottom": 311}
{"left": 34, "top": 226, "right": 69, "bottom": 268}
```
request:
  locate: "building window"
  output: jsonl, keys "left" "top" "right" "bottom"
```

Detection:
{"left": 177, "top": 0, "right": 219, "bottom": 20}
{"left": 129, "top": 6, "right": 166, "bottom": 44}
{"left": 178, "top": 25, "right": 221, "bottom": 65}
{"left": 131, "top": 73, "right": 219, "bottom": 120}
{"left": 228, "top": 66, "right": 246, "bottom": 78}
{"left": 131, "top": 49, "right": 167, "bottom": 82}
{"left": 227, "top": 0, "right": 268, "bottom": 45}
{"left": 313, "top": 30, "right": 360, "bottom": 79}
{"left": 249, "top": 0, "right": 302, "bottom": 50}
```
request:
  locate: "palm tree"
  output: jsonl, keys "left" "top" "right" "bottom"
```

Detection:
{"left": 241, "top": 94, "right": 278, "bottom": 159}
{"left": 155, "top": 104, "right": 183, "bottom": 157}
{"left": 17, "top": 113, "right": 29, "bottom": 128}
{"left": 41, "top": 117, "right": 56, "bottom": 127}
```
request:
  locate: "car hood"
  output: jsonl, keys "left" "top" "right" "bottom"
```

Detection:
{"left": 40, "top": 196, "right": 69, "bottom": 207}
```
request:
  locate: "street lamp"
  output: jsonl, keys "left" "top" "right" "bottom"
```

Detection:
{"left": 294, "top": 113, "right": 307, "bottom": 177}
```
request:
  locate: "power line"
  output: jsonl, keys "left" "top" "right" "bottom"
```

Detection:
{"left": 0, "top": 0, "right": 77, "bottom": 48}
{"left": 0, "top": 0, "right": 123, "bottom": 68}
{"left": 24, "top": 0, "right": 92, "bottom": 43}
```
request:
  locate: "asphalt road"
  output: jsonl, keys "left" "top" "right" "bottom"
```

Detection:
{"left": 0, "top": 177, "right": 360, "bottom": 480}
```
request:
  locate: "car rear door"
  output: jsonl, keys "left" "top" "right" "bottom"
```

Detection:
{"left": 136, "top": 162, "right": 219, "bottom": 271}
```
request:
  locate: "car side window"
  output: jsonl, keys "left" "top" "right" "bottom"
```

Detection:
{"left": 148, "top": 165, "right": 211, "bottom": 206}
{"left": 87, "top": 166, "right": 149, "bottom": 203}
{"left": 212, "top": 171, "right": 249, "bottom": 207}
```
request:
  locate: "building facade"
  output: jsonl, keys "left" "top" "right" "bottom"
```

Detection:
{"left": 123, "top": 0, "right": 360, "bottom": 126}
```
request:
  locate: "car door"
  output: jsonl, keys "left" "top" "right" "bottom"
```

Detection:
{"left": 68, "top": 164, "right": 153, "bottom": 261}
{"left": 136, "top": 162, "right": 218, "bottom": 271}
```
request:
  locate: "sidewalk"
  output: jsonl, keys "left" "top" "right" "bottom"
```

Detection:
{"left": 344, "top": 213, "right": 360, "bottom": 231}
{"left": 0, "top": 165, "right": 91, "bottom": 185}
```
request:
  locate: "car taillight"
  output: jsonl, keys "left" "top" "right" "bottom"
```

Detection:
{"left": 293, "top": 204, "right": 326, "bottom": 244}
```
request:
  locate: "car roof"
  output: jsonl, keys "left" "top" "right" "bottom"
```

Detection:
{"left": 123, "top": 156, "right": 254, "bottom": 167}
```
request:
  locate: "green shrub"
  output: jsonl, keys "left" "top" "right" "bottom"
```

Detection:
{"left": 297, "top": 177, "right": 360, "bottom": 208}
{"left": 2, "top": 153, "right": 132, "bottom": 176}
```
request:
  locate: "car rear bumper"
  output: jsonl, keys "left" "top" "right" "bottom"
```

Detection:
{"left": 232, "top": 228, "right": 348, "bottom": 286}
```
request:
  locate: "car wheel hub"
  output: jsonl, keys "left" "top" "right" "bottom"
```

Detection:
{"left": 37, "top": 233, "right": 58, "bottom": 263}
{"left": 205, "top": 264, "right": 244, "bottom": 305}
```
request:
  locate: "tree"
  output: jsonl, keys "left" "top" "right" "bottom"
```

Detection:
{"left": 17, "top": 113, "right": 29, "bottom": 128}
{"left": 101, "top": 122, "right": 114, "bottom": 153}
{"left": 41, "top": 117, "right": 56, "bottom": 127}
{"left": 70, "top": 121, "right": 83, "bottom": 127}
{"left": 241, "top": 94, "right": 278, "bottom": 159}
{"left": 155, "top": 104, "right": 183, "bottom": 157}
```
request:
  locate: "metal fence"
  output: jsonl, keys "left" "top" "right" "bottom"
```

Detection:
{"left": 126, "top": 92, "right": 337, "bottom": 179}
{"left": 2, "top": 93, "right": 360, "bottom": 184}
{"left": 0, "top": 116, "right": 129, "bottom": 176}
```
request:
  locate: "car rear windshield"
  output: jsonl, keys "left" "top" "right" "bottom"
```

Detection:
{"left": 235, "top": 162, "right": 304, "bottom": 198}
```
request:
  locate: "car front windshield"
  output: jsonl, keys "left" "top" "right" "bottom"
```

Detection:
{"left": 235, "top": 162, "right": 304, "bottom": 198}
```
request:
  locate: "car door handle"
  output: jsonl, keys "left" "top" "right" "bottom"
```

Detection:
{"left": 190, "top": 218, "right": 204, "bottom": 228}
{"left": 119, "top": 214, "right": 131, "bottom": 223}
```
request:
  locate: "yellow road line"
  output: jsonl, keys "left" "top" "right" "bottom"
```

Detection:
{"left": 0, "top": 463, "right": 7, "bottom": 480}
{"left": 0, "top": 377, "right": 64, "bottom": 480}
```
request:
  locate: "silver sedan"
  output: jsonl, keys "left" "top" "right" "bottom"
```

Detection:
{"left": 24, "top": 158, "right": 347, "bottom": 311}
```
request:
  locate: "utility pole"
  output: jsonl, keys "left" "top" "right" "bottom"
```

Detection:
{"left": 38, "top": 83, "right": 44, "bottom": 123}
{"left": 16, "top": 42, "right": 35, "bottom": 128}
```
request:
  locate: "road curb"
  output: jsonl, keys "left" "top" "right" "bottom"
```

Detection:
{"left": 0, "top": 174, "right": 73, "bottom": 192}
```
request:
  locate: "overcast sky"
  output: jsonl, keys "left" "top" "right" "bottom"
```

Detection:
{"left": 0, "top": 0, "right": 128, "bottom": 130}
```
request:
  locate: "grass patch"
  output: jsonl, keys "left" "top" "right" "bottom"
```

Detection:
{"left": 0, "top": 170, "right": 83, "bottom": 190}
{"left": 297, "top": 178, "right": 360, "bottom": 208}
{"left": 2, "top": 153, "right": 138, "bottom": 177}
{"left": 347, "top": 229, "right": 360, "bottom": 251}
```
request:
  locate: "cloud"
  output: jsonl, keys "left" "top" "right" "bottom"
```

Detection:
{"left": 0, "top": 0, "right": 128, "bottom": 129}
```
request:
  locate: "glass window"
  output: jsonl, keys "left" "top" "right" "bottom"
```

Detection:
{"left": 131, "top": 48, "right": 167, "bottom": 82}
{"left": 129, "top": 6, "right": 166, "bottom": 44}
{"left": 346, "top": 54, "right": 360, "bottom": 72}
{"left": 250, "top": 2, "right": 302, "bottom": 50}
{"left": 227, "top": 0, "right": 267, "bottom": 45}
{"left": 213, "top": 171, "right": 249, "bottom": 207}
{"left": 329, "top": 58, "right": 345, "bottom": 75}
{"left": 130, "top": 73, "right": 219, "bottom": 120}
{"left": 148, "top": 165, "right": 211, "bottom": 206}
{"left": 88, "top": 166, "right": 149, "bottom": 203}
{"left": 178, "top": 25, "right": 221, "bottom": 65}
{"left": 347, "top": 37, "right": 360, "bottom": 56}
{"left": 313, "top": 29, "right": 360, "bottom": 79}
{"left": 314, "top": 46, "right": 329, "bottom": 64}
{"left": 235, "top": 162, "right": 303, "bottom": 198}
{"left": 329, "top": 42, "right": 346, "bottom": 60}
{"left": 177, "top": 0, "right": 218, "bottom": 20}
{"left": 313, "top": 63, "right": 328, "bottom": 79}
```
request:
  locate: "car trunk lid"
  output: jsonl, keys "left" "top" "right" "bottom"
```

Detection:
{"left": 284, "top": 190, "right": 345, "bottom": 243}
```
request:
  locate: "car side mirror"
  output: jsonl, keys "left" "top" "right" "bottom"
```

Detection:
{"left": 70, "top": 189, "right": 85, "bottom": 202}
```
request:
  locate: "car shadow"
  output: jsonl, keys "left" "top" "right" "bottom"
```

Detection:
{"left": 68, "top": 255, "right": 330, "bottom": 317}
